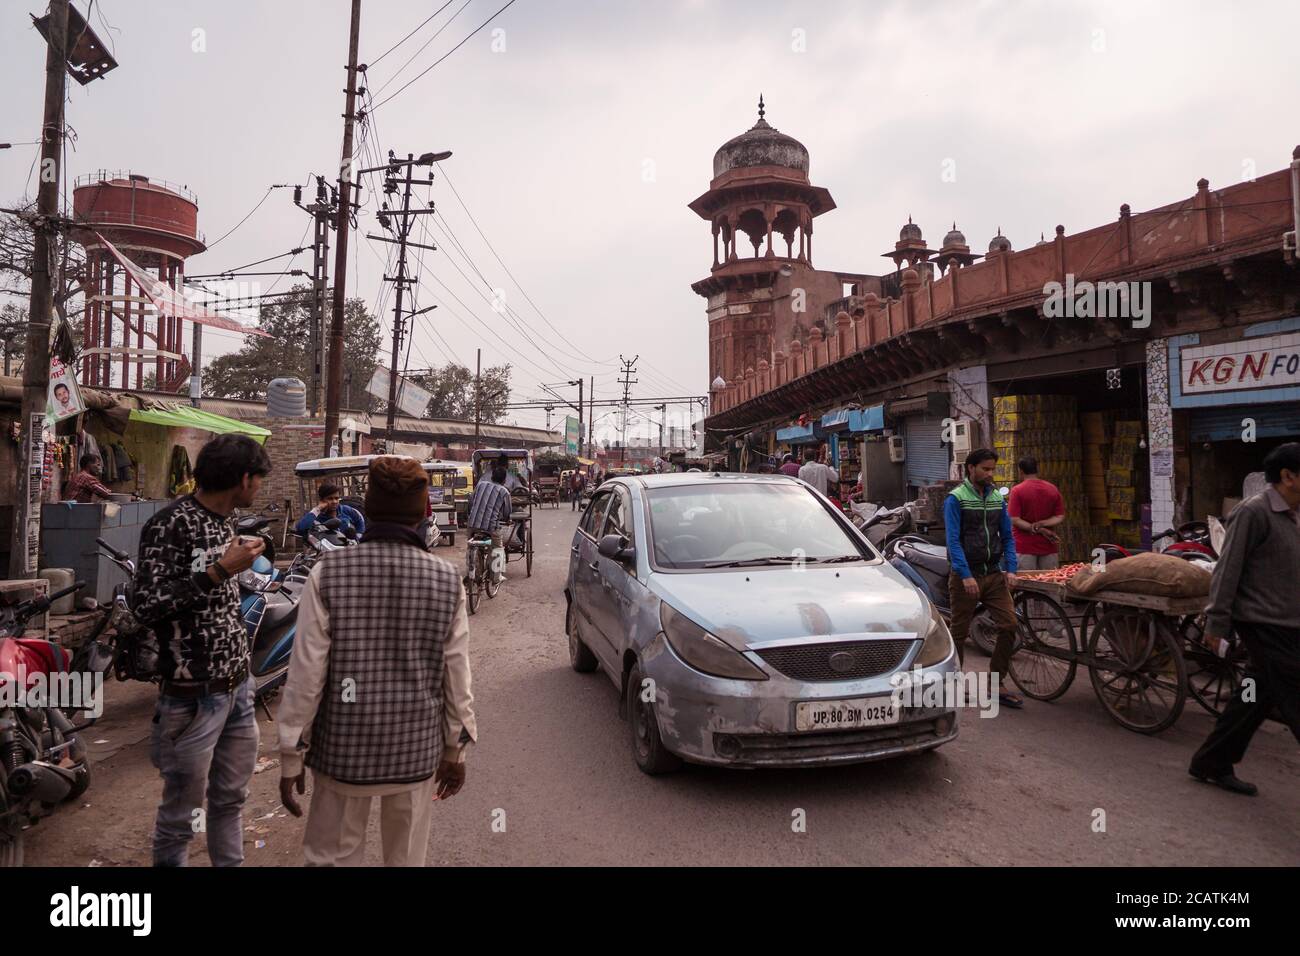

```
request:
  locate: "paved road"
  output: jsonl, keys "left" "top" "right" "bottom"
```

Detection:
{"left": 26, "top": 505, "right": 1300, "bottom": 866}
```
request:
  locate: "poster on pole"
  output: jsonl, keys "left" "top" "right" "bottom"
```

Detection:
{"left": 46, "top": 355, "right": 85, "bottom": 423}
{"left": 565, "top": 415, "right": 580, "bottom": 454}
{"left": 366, "top": 366, "right": 433, "bottom": 419}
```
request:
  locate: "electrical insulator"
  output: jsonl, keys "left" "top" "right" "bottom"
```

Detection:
{"left": 293, "top": 185, "right": 302, "bottom": 205}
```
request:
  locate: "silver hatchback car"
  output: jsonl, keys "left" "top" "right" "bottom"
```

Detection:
{"left": 564, "top": 472, "right": 958, "bottom": 774}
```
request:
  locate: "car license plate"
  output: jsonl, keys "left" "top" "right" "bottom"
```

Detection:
{"left": 796, "top": 696, "right": 900, "bottom": 732}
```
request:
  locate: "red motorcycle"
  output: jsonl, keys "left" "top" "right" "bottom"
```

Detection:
{"left": 0, "top": 580, "right": 93, "bottom": 867}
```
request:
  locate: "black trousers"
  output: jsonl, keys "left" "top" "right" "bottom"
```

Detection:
{"left": 1190, "top": 622, "right": 1300, "bottom": 774}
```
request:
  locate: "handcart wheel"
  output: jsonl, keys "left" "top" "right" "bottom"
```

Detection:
{"left": 1009, "top": 592, "right": 1078, "bottom": 701}
{"left": 1180, "top": 614, "right": 1248, "bottom": 716}
{"left": 1087, "top": 608, "right": 1186, "bottom": 734}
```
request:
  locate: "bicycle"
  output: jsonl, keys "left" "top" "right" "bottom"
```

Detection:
{"left": 465, "top": 533, "right": 502, "bottom": 615}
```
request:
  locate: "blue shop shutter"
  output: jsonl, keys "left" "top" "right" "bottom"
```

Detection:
{"left": 1189, "top": 405, "right": 1300, "bottom": 442}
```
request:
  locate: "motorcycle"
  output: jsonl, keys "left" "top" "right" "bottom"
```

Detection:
{"left": 68, "top": 539, "right": 160, "bottom": 698}
{"left": 0, "top": 580, "right": 93, "bottom": 867}
{"left": 884, "top": 537, "right": 1001, "bottom": 657}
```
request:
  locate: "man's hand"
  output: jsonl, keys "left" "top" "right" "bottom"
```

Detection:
{"left": 280, "top": 772, "right": 305, "bottom": 817}
{"left": 1005, "top": 572, "right": 1018, "bottom": 588}
{"left": 962, "top": 577, "right": 980, "bottom": 598}
{"left": 434, "top": 758, "right": 466, "bottom": 800}
{"left": 216, "top": 535, "right": 265, "bottom": 577}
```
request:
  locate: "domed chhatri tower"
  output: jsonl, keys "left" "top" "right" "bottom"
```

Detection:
{"left": 689, "top": 96, "right": 845, "bottom": 390}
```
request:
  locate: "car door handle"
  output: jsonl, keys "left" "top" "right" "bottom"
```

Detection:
{"left": 588, "top": 562, "right": 599, "bottom": 571}
{"left": 571, "top": 545, "right": 580, "bottom": 554}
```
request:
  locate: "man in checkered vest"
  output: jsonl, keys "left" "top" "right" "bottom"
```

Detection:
{"left": 277, "top": 455, "right": 477, "bottom": 866}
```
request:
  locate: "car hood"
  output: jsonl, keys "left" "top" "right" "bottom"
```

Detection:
{"left": 649, "top": 561, "right": 928, "bottom": 650}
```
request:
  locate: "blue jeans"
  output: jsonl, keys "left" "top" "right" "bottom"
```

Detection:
{"left": 149, "top": 676, "right": 259, "bottom": 867}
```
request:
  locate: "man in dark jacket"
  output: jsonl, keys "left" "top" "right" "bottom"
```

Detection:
{"left": 1188, "top": 443, "right": 1300, "bottom": 795}
{"left": 278, "top": 456, "right": 476, "bottom": 865}
{"left": 294, "top": 482, "right": 365, "bottom": 538}
{"left": 944, "top": 448, "right": 1021, "bottom": 708}
{"left": 134, "top": 434, "right": 271, "bottom": 866}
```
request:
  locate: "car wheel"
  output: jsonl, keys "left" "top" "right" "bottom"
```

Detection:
{"left": 567, "top": 602, "right": 598, "bottom": 673}
{"left": 626, "top": 662, "right": 682, "bottom": 775}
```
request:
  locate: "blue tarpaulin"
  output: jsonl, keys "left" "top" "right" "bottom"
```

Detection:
{"left": 776, "top": 423, "right": 820, "bottom": 444}
{"left": 820, "top": 405, "right": 885, "bottom": 433}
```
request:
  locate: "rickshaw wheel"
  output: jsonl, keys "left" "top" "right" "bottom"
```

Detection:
{"left": 1087, "top": 608, "right": 1186, "bottom": 734}
{"left": 525, "top": 524, "right": 534, "bottom": 577}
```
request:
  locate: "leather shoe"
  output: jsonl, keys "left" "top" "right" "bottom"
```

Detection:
{"left": 1188, "top": 767, "right": 1258, "bottom": 796}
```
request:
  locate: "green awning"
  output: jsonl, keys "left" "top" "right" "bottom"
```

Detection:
{"left": 129, "top": 405, "right": 271, "bottom": 443}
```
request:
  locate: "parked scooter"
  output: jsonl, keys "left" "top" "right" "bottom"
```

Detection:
{"left": 856, "top": 501, "right": 920, "bottom": 550}
{"left": 884, "top": 537, "right": 1001, "bottom": 656}
{"left": 68, "top": 539, "right": 160, "bottom": 698}
{"left": 0, "top": 580, "right": 93, "bottom": 867}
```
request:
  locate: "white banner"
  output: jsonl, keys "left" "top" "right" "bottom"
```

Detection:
{"left": 95, "top": 232, "right": 271, "bottom": 337}
{"left": 1181, "top": 332, "right": 1300, "bottom": 395}
{"left": 366, "top": 366, "right": 433, "bottom": 418}
{"left": 46, "top": 355, "right": 85, "bottom": 423}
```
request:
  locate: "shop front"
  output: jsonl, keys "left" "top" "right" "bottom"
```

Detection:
{"left": 1164, "top": 317, "right": 1300, "bottom": 522}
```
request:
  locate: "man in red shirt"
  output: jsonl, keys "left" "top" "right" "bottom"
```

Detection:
{"left": 65, "top": 453, "right": 114, "bottom": 503}
{"left": 1008, "top": 456, "right": 1065, "bottom": 570}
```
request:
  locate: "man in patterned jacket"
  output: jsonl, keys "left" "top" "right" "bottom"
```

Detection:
{"left": 133, "top": 433, "right": 271, "bottom": 866}
{"left": 277, "top": 455, "right": 477, "bottom": 866}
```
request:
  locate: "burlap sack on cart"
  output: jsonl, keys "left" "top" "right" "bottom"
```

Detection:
{"left": 1065, "top": 552, "right": 1212, "bottom": 598}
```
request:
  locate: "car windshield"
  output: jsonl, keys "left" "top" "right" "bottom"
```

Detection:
{"left": 646, "top": 482, "right": 871, "bottom": 569}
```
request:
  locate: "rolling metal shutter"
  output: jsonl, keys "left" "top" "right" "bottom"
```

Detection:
{"left": 1189, "top": 404, "right": 1300, "bottom": 442}
{"left": 904, "top": 414, "right": 951, "bottom": 484}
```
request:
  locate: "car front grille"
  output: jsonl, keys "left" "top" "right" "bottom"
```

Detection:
{"left": 716, "top": 714, "right": 952, "bottom": 765}
{"left": 754, "top": 638, "right": 914, "bottom": 681}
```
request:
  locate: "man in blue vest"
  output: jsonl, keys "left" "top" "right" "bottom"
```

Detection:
{"left": 944, "top": 447, "right": 1022, "bottom": 708}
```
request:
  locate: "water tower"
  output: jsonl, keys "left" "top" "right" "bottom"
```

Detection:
{"left": 71, "top": 171, "right": 206, "bottom": 391}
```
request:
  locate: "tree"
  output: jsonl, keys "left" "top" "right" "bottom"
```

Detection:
{"left": 203, "top": 284, "right": 381, "bottom": 405}
{"left": 406, "top": 362, "right": 511, "bottom": 422}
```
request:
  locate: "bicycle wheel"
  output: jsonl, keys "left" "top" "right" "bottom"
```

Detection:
{"left": 1009, "top": 593, "right": 1078, "bottom": 701}
{"left": 1180, "top": 615, "right": 1248, "bottom": 716}
{"left": 525, "top": 523, "right": 533, "bottom": 577}
{"left": 1087, "top": 608, "right": 1186, "bottom": 734}
{"left": 466, "top": 552, "right": 482, "bottom": 615}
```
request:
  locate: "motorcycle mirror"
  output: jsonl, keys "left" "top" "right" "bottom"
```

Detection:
{"left": 999, "top": 486, "right": 1010, "bottom": 496}
{"left": 323, "top": 517, "right": 342, "bottom": 530}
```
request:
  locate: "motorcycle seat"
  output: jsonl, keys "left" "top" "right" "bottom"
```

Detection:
{"left": 903, "top": 541, "right": 950, "bottom": 576}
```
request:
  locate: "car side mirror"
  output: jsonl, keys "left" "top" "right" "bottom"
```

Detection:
{"left": 598, "top": 533, "right": 634, "bottom": 564}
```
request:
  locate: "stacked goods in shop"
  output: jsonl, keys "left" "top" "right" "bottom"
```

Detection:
{"left": 992, "top": 395, "right": 1090, "bottom": 561}
{"left": 1107, "top": 421, "right": 1144, "bottom": 548}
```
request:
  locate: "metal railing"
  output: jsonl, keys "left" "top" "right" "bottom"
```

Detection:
{"left": 74, "top": 170, "right": 200, "bottom": 207}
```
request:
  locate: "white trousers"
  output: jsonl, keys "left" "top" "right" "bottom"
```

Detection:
{"left": 301, "top": 774, "right": 437, "bottom": 867}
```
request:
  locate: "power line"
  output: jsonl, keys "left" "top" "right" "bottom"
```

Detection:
{"left": 366, "top": 0, "right": 457, "bottom": 68}
{"left": 369, "top": 0, "right": 469, "bottom": 98}
{"left": 371, "top": 0, "right": 522, "bottom": 110}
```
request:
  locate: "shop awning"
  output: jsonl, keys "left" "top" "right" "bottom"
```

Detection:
{"left": 848, "top": 405, "right": 885, "bottom": 432}
{"left": 128, "top": 404, "right": 271, "bottom": 443}
{"left": 776, "top": 422, "right": 820, "bottom": 444}
{"left": 822, "top": 405, "right": 885, "bottom": 433}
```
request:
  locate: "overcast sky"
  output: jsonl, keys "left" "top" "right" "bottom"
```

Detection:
{"left": 2, "top": 0, "right": 1296, "bottom": 434}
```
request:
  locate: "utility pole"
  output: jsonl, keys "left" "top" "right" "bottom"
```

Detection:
{"left": 9, "top": 0, "right": 68, "bottom": 578}
{"left": 655, "top": 403, "right": 666, "bottom": 457}
{"left": 618, "top": 354, "right": 638, "bottom": 466}
{"left": 298, "top": 176, "right": 332, "bottom": 415}
{"left": 362, "top": 151, "right": 445, "bottom": 441}
{"left": 322, "top": 0, "right": 360, "bottom": 453}
{"left": 473, "top": 347, "right": 481, "bottom": 450}
{"left": 587, "top": 375, "right": 594, "bottom": 459}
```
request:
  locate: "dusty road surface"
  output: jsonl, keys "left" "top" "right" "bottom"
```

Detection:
{"left": 24, "top": 505, "right": 1300, "bottom": 866}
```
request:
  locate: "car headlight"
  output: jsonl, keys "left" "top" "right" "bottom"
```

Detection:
{"left": 659, "top": 603, "right": 768, "bottom": 681}
{"left": 915, "top": 602, "right": 954, "bottom": 667}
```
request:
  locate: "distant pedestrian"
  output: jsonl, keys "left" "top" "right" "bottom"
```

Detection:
{"left": 133, "top": 434, "right": 271, "bottom": 866}
{"left": 1008, "top": 457, "right": 1065, "bottom": 570}
{"left": 778, "top": 453, "right": 801, "bottom": 478}
{"left": 64, "top": 453, "right": 114, "bottom": 503}
{"left": 1187, "top": 443, "right": 1300, "bottom": 796}
{"left": 797, "top": 449, "right": 836, "bottom": 496}
{"left": 278, "top": 456, "right": 476, "bottom": 864}
{"left": 571, "top": 471, "right": 583, "bottom": 510}
{"left": 945, "top": 448, "right": 1022, "bottom": 709}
